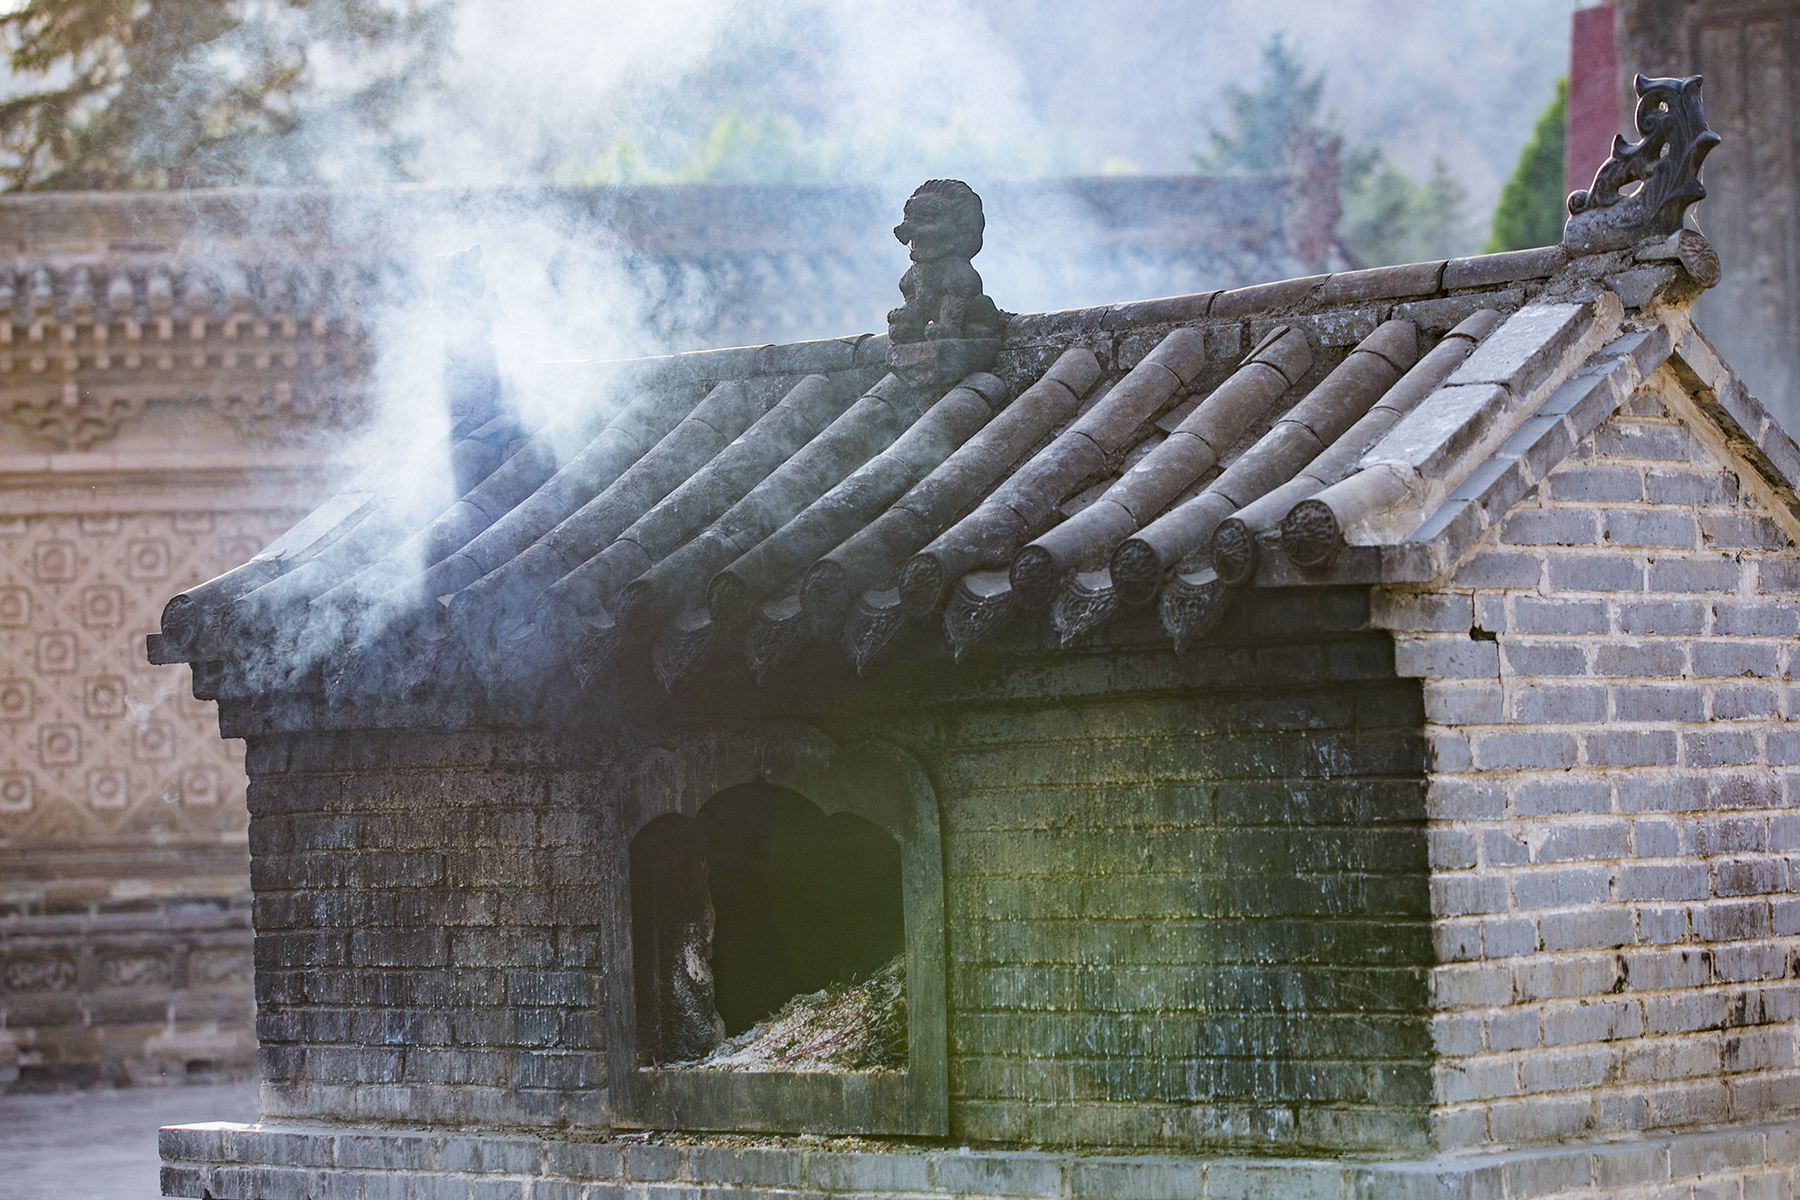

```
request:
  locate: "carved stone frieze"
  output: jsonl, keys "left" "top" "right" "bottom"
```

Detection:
{"left": 209, "top": 384, "right": 369, "bottom": 445}
{"left": 0, "top": 383, "right": 145, "bottom": 450}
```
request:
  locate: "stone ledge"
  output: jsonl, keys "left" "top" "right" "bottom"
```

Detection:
{"left": 161, "top": 1117, "right": 1800, "bottom": 1200}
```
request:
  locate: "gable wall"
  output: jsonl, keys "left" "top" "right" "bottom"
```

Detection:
{"left": 1376, "top": 366, "right": 1800, "bottom": 1151}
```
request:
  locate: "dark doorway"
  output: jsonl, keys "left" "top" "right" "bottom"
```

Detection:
{"left": 628, "top": 780, "right": 905, "bottom": 1063}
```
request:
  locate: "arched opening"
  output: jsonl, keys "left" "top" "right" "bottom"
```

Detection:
{"left": 630, "top": 780, "right": 905, "bottom": 1069}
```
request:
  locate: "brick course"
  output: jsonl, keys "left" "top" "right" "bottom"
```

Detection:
{"left": 1380, "top": 371, "right": 1800, "bottom": 1151}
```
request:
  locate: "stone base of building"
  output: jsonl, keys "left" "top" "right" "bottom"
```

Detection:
{"left": 160, "top": 1118, "right": 1800, "bottom": 1200}
{"left": 1, "top": 875, "right": 255, "bottom": 1091}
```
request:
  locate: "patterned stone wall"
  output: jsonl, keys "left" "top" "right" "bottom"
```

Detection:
{"left": 1377, "top": 365, "right": 1800, "bottom": 1150}
{"left": 0, "top": 500, "right": 308, "bottom": 1086}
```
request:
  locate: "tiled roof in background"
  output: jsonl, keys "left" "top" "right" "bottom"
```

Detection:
{"left": 0, "top": 174, "right": 1337, "bottom": 353}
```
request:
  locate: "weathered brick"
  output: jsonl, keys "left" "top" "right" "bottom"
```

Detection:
{"left": 1773, "top": 812, "right": 1800, "bottom": 849}
{"left": 1711, "top": 686, "right": 1779, "bottom": 720}
{"left": 1617, "top": 600, "right": 1707, "bottom": 635}
{"left": 1511, "top": 684, "right": 1608, "bottom": 724}
{"left": 1485, "top": 1095, "right": 1594, "bottom": 1142}
{"left": 1692, "top": 641, "right": 1779, "bottom": 678}
{"left": 1066, "top": 1158, "right": 1202, "bottom": 1200}
{"left": 1424, "top": 683, "right": 1504, "bottom": 724}
{"left": 1436, "top": 920, "right": 1482, "bottom": 963}
{"left": 1482, "top": 830, "right": 1532, "bottom": 865}
{"left": 1643, "top": 990, "right": 1728, "bottom": 1036}
{"left": 1503, "top": 1148, "right": 1601, "bottom": 1197}
{"left": 1454, "top": 552, "right": 1544, "bottom": 588}
{"left": 1515, "top": 779, "right": 1612, "bottom": 816}
{"left": 1700, "top": 513, "right": 1791, "bottom": 550}
{"left": 1668, "top": 1131, "right": 1764, "bottom": 1179}
{"left": 1428, "top": 829, "right": 1478, "bottom": 870}
{"left": 623, "top": 1145, "right": 680, "bottom": 1181}
{"left": 1715, "top": 858, "right": 1784, "bottom": 897}
{"left": 1504, "top": 509, "right": 1599, "bottom": 546}
{"left": 1513, "top": 597, "right": 1611, "bottom": 634}
{"left": 1595, "top": 640, "right": 1686, "bottom": 677}
{"left": 1476, "top": 731, "right": 1580, "bottom": 770}
{"left": 1620, "top": 776, "right": 1709, "bottom": 813}
{"left": 1612, "top": 684, "right": 1704, "bottom": 722}
{"left": 1394, "top": 637, "right": 1498, "bottom": 679}
{"left": 1547, "top": 553, "right": 1645, "bottom": 593}
{"left": 1713, "top": 600, "right": 1800, "bottom": 637}
{"left": 1692, "top": 899, "right": 1772, "bottom": 941}
{"left": 1428, "top": 778, "right": 1505, "bottom": 819}
{"left": 1504, "top": 640, "right": 1590, "bottom": 676}
{"left": 1542, "top": 1001, "right": 1642, "bottom": 1046}
{"left": 1432, "top": 963, "right": 1514, "bottom": 1007}
{"left": 1487, "top": 1008, "right": 1542, "bottom": 1051}
{"left": 1587, "top": 730, "right": 1679, "bottom": 767}
{"left": 1369, "top": 590, "right": 1473, "bottom": 632}
{"left": 1755, "top": 559, "right": 1800, "bottom": 593}
{"left": 1433, "top": 874, "right": 1510, "bottom": 917}
{"left": 1684, "top": 731, "right": 1761, "bottom": 768}
{"left": 810, "top": 1151, "right": 933, "bottom": 1193}
{"left": 1637, "top": 904, "right": 1689, "bottom": 943}
{"left": 1536, "top": 821, "right": 1630, "bottom": 863}
{"left": 1482, "top": 916, "right": 1538, "bottom": 956}
{"left": 1430, "top": 733, "right": 1474, "bottom": 772}
{"left": 933, "top": 1151, "right": 1063, "bottom": 1196}
{"left": 1439, "top": 1057, "right": 1522, "bottom": 1102}
{"left": 1633, "top": 819, "right": 1681, "bottom": 858}
{"left": 1604, "top": 510, "right": 1697, "bottom": 548}
{"left": 1617, "top": 863, "right": 1712, "bottom": 902}
{"left": 1595, "top": 421, "right": 1692, "bottom": 461}
{"left": 1648, "top": 558, "right": 1743, "bottom": 594}
{"left": 1514, "top": 954, "right": 1621, "bottom": 1001}
{"left": 1539, "top": 907, "right": 1634, "bottom": 951}
{"left": 1512, "top": 866, "right": 1611, "bottom": 909}
{"left": 1645, "top": 468, "right": 1737, "bottom": 505}
{"left": 1431, "top": 1012, "right": 1483, "bottom": 1056}
{"left": 1550, "top": 464, "right": 1644, "bottom": 502}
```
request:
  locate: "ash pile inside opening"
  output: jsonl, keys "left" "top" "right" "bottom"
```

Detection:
{"left": 687, "top": 955, "right": 905, "bottom": 1072}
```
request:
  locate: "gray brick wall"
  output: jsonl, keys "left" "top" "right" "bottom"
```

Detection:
{"left": 244, "top": 730, "right": 610, "bottom": 1128}
{"left": 1375, "top": 375, "right": 1800, "bottom": 1151}
{"left": 242, "top": 593, "right": 1434, "bottom": 1154}
{"left": 919, "top": 646, "right": 1432, "bottom": 1154}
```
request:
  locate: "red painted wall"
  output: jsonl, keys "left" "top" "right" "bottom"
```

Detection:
{"left": 1567, "top": 3, "right": 1619, "bottom": 198}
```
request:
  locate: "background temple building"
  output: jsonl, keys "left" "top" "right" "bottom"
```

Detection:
{"left": 1605, "top": 0, "right": 1800, "bottom": 432}
{"left": 0, "top": 169, "right": 1337, "bottom": 1089}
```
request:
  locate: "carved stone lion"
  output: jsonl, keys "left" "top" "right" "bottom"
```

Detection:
{"left": 886, "top": 180, "right": 1004, "bottom": 344}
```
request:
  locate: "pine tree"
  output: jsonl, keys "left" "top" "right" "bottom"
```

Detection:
{"left": 0, "top": 0, "right": 445, "bottom": 191}
{"left": 1486, "top": 78, "right": 1567, "bottom": 252}
{"left": 1194, "top": 34, "right": 1324, "bottom": 174}
{"left": 1196, "top": 33, "right": 1473, "bottom": 267}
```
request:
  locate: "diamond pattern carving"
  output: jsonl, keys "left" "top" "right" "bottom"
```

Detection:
{"left": 0, "top": 509, "right": 297, "bottom": 845}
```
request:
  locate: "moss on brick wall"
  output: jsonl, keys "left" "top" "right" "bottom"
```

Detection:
{"left": 237, "top": 589, "right": 1436, "bottom": 1153}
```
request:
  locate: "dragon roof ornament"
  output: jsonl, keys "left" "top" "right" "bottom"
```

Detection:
{"left": 1565, "top": 73, "right": 1722, "bottom": 255}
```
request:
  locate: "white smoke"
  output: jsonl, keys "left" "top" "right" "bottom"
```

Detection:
{"left": 143, "top": 0, "right": 1582, "bottom": 632}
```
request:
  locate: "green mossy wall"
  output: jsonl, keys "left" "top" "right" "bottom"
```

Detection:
{"left": 236, "top": 587, "right": 1434, "bottom": 1154}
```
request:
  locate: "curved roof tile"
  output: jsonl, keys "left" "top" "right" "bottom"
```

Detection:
{"left": 152, "top": 233, "right": 1769, "bottom": 714}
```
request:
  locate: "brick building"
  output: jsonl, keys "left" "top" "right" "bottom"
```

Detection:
{"left": 0, "top": 173, "right": 1335, "bottom": 1090}
{"left": 151, "top": 82, "right": 1800, "bottom": 1198}
{"left": 0, "top": 190, "right": 369, "bottom": 1089}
